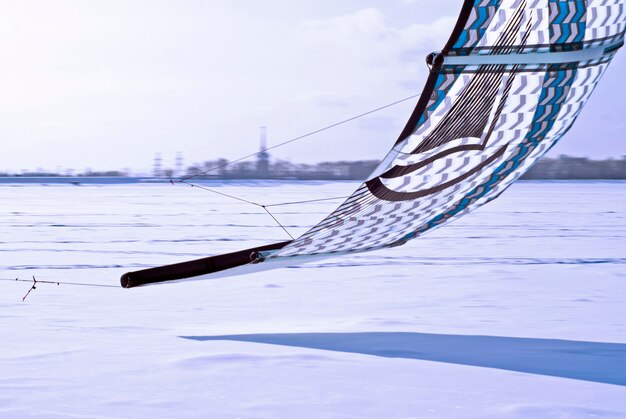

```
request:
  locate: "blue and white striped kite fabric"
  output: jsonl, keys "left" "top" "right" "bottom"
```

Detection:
{"left": 270, "top": 0, "right": 626, "bottom": 259}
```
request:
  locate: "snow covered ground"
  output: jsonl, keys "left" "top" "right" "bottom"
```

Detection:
{"left": 1, "top": 181, "right": 625, "bottom": 418}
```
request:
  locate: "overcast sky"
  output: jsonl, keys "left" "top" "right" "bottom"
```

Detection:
{"left": 1, "top": 0, "right": 625, "bottom": 174}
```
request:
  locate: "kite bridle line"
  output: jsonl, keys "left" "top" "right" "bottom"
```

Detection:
{"left": 168, "top": 92, "right": 423, "bottom": 238}
{"left": 0, "top": 276, "right": 119, "bottom": 302}
{"left": 175, "top": 93, "right": 422, "bottom": 183}
{"left": 2, "top": 95, "right": 420, "bottom": 300}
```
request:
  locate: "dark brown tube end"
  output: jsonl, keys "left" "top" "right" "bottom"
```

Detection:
{"left": 120, "top": 272, "right": 133, "bottom": 288}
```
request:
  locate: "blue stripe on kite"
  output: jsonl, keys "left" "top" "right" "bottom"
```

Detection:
{"left": 573, "top": 2, "right": 586, "bottom": 23}
{"left": 417, "top": 73, "right": 452, "bottom": 125}
{"left": 453, "top": 1, "right": 502, "bottom": 50}
{"left": 472, "top": 7, "right": 489, "bottom": 30}
{"left": 404, "top": 67, "right": 578, "bottom": 240}
{"left": 554, "top": 3, "right": 567, "bottom": 25}
{"left": 549, "top": 0, "right": 587, "bottom": 46}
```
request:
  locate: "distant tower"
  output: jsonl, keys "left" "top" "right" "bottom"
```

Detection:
{"left": 175, "top": 152, "right": 183, "bottom": 176}
{"left": 257, "top": 126, "right": 270, "bottom": 176}
{"left": 153, "top": 152, "right": 162, "bottom": 177}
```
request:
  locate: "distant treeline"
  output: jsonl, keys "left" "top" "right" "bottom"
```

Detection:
{"left": 521, "top": 155, "right": 626, "bottom": 180}
{"left": 183, "top": 159, "right": 378, "bottom": 180}
{"left": 179, "top": 155, "right": 626, "bottom": 180}
{"left": 3, "top": 155, "right": 626, "bottom": 180}
{"left": 2, "top": 170, "right": 128, "bottom": 178}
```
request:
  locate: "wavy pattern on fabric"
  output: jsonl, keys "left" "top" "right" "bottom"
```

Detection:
{"left": 269, "top": 0, "right": 626, "bottom": 260}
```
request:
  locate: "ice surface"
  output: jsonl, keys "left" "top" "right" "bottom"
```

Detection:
{"left": 1, "top": 181, "right": 625, "bottom": 418}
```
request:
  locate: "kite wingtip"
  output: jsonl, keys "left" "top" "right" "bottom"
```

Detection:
{"left": 120, "top": 272, "right": 133, "bottom": 288}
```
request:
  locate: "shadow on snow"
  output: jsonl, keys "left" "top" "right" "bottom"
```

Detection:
{"left": 181, "top": 332, "right": 626, "bottom": 386}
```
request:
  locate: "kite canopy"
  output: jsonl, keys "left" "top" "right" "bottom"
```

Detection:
{"left": 122, "top": 0, "right": 626, "bottom": 287}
